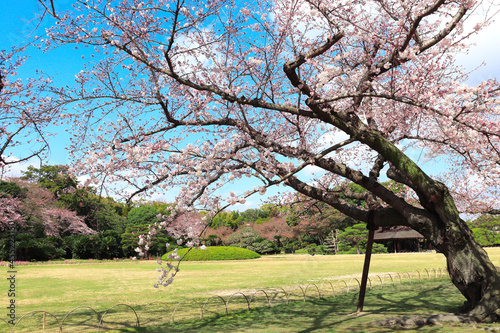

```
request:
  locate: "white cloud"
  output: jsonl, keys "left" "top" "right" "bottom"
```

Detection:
{"left": 1, "top": 156, "right": 38, "bottom": 179}
{"left": 455, "top": 1, "right": 500, "bottom": 84}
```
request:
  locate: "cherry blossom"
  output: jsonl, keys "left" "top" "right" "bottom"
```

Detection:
{"left": 0, "top": 197, "right": 25, "bottom": 231}
{"left": 0, "top": 47, "right": 62, "bottom": 171}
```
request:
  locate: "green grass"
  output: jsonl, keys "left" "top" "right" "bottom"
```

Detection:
{"left": 162, "top": 246, "right": 261, "bottom": 261}
{"left": 120, "top": 280, "right": 499, "bottom": 333}
{"left": 1, "top": 248, "right": 499, "bottom": 332}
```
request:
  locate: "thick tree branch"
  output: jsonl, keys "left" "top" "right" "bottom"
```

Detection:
{"left": 283, "top": 172, "right": 411, "bottom": 228}
{"left": 283, "top": 31, "right": 344, "bottom": 97}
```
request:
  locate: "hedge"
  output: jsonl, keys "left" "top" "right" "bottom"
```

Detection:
{"left": 162, "top": 246, "right": 261, "bottom": 261}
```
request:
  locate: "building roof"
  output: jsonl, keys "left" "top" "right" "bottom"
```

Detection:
{"left": 374, "top": 229, "right": 424, "bottom": 240}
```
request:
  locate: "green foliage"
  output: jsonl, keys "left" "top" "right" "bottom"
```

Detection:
{"left": 254, "top": 217, "right": 268, "bottom": 224}
{"left": 250, "top": 238, "right": 277, "bottom": 254}
{"left": 64, "top": 231, "right": 123, "bottom": 259}
{"left": 2, "top": 233, "right": 66, "bottom": 261}
{"left": 468, "top": 215, "right": 500, "bottom": 247}
{"left": 21, "top": 165, "right": 77, "bottom": 197}
{"left": 225, "top": 226, "right": 279, "bottom": 254}
{"left": 0, "top": 180, "right": 27, "bottom": 198}
{"left": 239, "top": 208, "right": 270, "bottom": 221}
{"left": 337, "top": 242, "right": 358, "bottom": 254}
{"left": 210, "top": 211, "right": 243, "bottom": 229}
{"left": 127, "top": 205, "right": 161, "bottom": 226}
{"left": 1, "top": 168, "right": 177, "bottom": 261}
{"left": 203, "top": 234, "right": 223, "bottom": 246}
{"left": 471, "top": 227, "right": 500, "bottom": 247}
{"left": 55, "top": 189, "right": 124, "bottom": 231}
{"left": 162, "top": 246, "right": 261, "bottom": 261}
{"left": 121, "top": 224, "right": 174, "bottom": 257}
{"left": 338, "top": 181, "right": 407, "bottom": 208}
{"left": 338, "top": 223, "right": 368, "bottom": 254}
{"left": 210, "top": 208, "right": 272, "bottom": 229}
{"left": 284, "top": 201, "right": 356, "bottom": 249}
{"left": 305, "top": 243, "right": 327, "bottom": 255}
{"left": 96, "top": 230, "right": 123, "bottom": 258}
{"left": 21, "top": 164, "right": 128, "bottom": 232}
{"left": 62, "top": 235, "right": 82, "bottom": 258}
{"left": 260, "top": 204, "right": 280, "bottom": 218}
{"left": 339, "top": 182, "right": 367, "bottom": 207}
{"left": 281, "top": 238, "right": 300, "bottom": 253}
{"left": 148, "top": 201, "right": 173, "bottom": 216}
{"left": 337, "top": 224, "right": 388, "bottom": 254}
{"left": 285, "top": 210, "right": 301, "bottom": 227}
{"left": 94, "top": 201, "right": 127, "bottom": 233}
{"left": 321, "top": 209, "right": 357, "bottom": 232}
{"left": 372, "top": 243, "right": 388, "bottom": 254}
{"left": 69, "top": 235, "right": 95, "bottom": 259}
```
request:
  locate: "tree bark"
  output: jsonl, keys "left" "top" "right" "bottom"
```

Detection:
{"left": 422, "top": 205, "right": 500, "bottom": 322}
{"left": 386, "top": 184, "right": 500, "bottom": 322}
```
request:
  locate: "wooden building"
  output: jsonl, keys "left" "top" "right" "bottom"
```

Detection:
{"left": 374, "top": 227, "right": 426, "bottom": 253}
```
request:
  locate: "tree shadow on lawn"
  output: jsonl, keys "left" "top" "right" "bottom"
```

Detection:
{"left": 121, "top": 281, "right": 466, "bottom": 333}
{"left": 365, "top": 283, "right": 465, "bottom": 316}
{"left": 292, "top": 284, "right": 463, "bottom": 333}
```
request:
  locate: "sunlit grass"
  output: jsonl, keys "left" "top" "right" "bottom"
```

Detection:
{"left": 121, "top": 280, "right": 500, "bottom": 333}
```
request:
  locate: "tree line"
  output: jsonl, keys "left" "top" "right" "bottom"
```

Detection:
{"left": 2, "top": 165, "right": 498, "bottom": 261}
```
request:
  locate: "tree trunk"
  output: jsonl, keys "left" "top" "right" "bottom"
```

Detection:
{"left": 434, "top": 216, "right": 500, "bottom": 322}
{"left": 409, "top": 191, "right": 500, "bottom": 322}
{"left": 384, "top": 157, "right": 500, "bottom": 321}
{"left": 283, "top": 150, "right": 500, "bottom": 321}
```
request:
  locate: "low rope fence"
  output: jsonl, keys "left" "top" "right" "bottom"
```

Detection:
{"left": 2, "top": 268, "right": 448, "bottom": 332}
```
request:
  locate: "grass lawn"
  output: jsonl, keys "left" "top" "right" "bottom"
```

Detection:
{"left": 1, "top": 248, "right": 499, "bottom": 332}
{"left": 121, "top": 280, "right": 500, "bottom": 333}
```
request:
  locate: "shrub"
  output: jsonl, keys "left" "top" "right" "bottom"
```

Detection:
{"left": 66, "top": 231, "right": 124, "bottom": 259}
{"left": 248, "top": 239, "right": 277, "bottom": 254}
{"left": 305, "top": 244, "right": 327, "bottom": 255}
{"left": 338, "top": 241, "right": 388, "bottom": 254}
{"left": 372, "top": 243, "right": 388, "bottom": 254}
{"left": 225, "top": 226, "right": 279, "bottom": 254}
{"left": 282, "top": 238, "right": 300, "bottom": 253}
{"left": 11, "top": 234, "right": 66, "bottom": 261}
{"left": 162, "top": 246, "right": 261, "bottom": 261}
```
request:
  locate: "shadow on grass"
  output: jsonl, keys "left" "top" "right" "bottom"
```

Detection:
{"left": 119, "top": 280, "right": 467, "bottom": 333}
{"left": 366, "top": 283, "right": 463, "bottom": 313}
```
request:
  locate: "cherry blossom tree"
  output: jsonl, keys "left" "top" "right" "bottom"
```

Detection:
{"left": 0, "top": 47, "right": 62, "bottom": 174}
{"left": 36, "top": 0, "right": 500, "bottom": 321}
{"left": 0, "top": 196, "right": 25, "bottom": 231}
{"left": 163, "top": 212, "right": 205, "bottom": 241}
{"left": 10, "top": 178, "right": 95, "bottom": 237}
{"left": 202, "top": 225, "right": 235, "bottom": 245}
{"left": 40, "top": 207, "right": 95, "bottom": 237}
{"left": 253, "top": 217, "right": 295, "bottom": 241}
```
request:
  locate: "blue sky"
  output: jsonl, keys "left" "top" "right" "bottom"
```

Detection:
{"left": 2, "top": 0, "right": 500, "bottom": 209}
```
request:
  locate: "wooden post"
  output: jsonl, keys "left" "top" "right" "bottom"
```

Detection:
{"left": 357, "top": 226, "right": 376, "bottom": 313}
